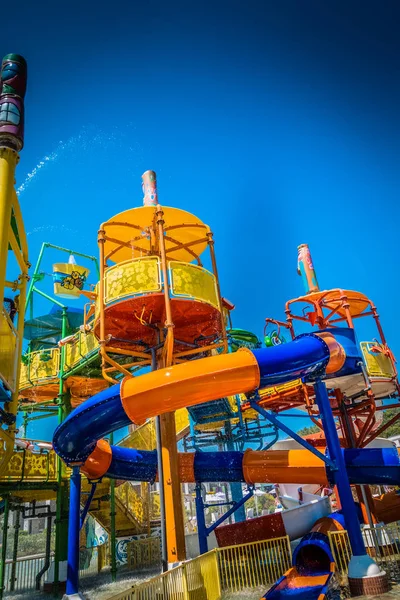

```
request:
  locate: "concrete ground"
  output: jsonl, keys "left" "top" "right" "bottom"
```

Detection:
{"left": 5, "top": 570, "right": 400, "bottom": 599}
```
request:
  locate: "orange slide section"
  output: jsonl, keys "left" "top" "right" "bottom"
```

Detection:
{"left": 120, "top": 348, "right": 260, "bottom": 425}
{"left": 83, "top": 440, "right": 329, "bottom": 484}
{"left": 372, "top": 490, "right": 400, "bottom": 524}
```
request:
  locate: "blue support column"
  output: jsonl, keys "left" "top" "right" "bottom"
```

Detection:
{"left": 66, "top": 465, "right": 82, "bottom": 597}
{"left": 225, "top": 420, "right": 246, "bottom": 522}
{"left": 314, "top": 380, "right": 366, "bottom": 557}
{"left": 195, "top": 481, "right": 253, "bottom": 555}
{"left": 230, "top": 483, "right": 246, "bottom": 521}
{"left": 195, "top": 484, "right": 208, "bottom": 555}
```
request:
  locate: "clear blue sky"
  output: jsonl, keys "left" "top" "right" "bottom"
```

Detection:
{"left": 7, "top": 0, "right": 400, "bottom": 440}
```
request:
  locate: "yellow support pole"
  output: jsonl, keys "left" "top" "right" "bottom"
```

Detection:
{"left": 0, "top": 147, "right": 18, "bottom": 307}
{"left": 156, "top": 204, "right": 186, "bottom": 566}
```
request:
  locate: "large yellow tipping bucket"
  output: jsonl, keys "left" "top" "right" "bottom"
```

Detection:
{"left": 53, "top": 255, "right": 89, "bottom": 299}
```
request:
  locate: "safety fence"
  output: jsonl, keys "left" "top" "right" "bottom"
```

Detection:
{"left": 127, "top": 537, "right": 161, "bottom": 569}
{"left": 217, "top": 536, "right": 291, "bottom": 593}
{"left": 107, "top": 535, "right": 291, "bottom": 600}
{"left": 2, "top": 554, "right": 48, "bottom": 593}
{"left": 329, "top": 522, "right": 400, "bottom": 580}
{"left": 1, "top": 543, "right": 109, "bottom": 594}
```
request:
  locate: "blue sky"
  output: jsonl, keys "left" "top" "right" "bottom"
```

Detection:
{"left": 7, "top": 0, "right": 400, "bottom": 440}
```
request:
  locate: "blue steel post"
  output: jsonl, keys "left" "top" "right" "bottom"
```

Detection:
{"left": 225, "top": 420, "right": 245, "bottom": 522}
{"left": 66, "top": 465, "right": 82, "bottom": 596}
{"left": 314, "top": 380, "right": 366, "bottom": 557}
{"left": 195, "top": 484, "right": 208, "bottom": 554}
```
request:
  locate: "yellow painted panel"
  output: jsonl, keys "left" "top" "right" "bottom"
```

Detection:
{"left": 104, "top": 257, "right": 161, "bottom": 304}
{"left": 64, "top": 331, "right": 99, "bottom": 370}
{"left": 19, "top": 347, "right": 60, "bottom": 388}
{"left": 1, "top": 449, "right": 57, "bottom": 482}
{"left": 119, "top": 410, "right": 188, "bottom": 451}
{"left": 360, "top": 342, "right": 396, "bottom": 379}
{"left": 0, "top": 308, "right": 18, "bottom": 392}
{"left": 127, "top": 537, "right": 161, "bottom": 569}
{"left": 150, "top": 491, "right": 161, "bottom": 520}
{"left": 119, "top": 420, "right": 157, "bottom": 451}
{"left": 175, "top": 408, "right": 189, "bottom": 435}
{"left": 115, "top": 481, "right": 146, "bottom": 527}
{"left": 169, "top": 261, "right": 219, "bottom": 309}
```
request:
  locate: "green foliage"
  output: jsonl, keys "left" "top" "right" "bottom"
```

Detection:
{"left": 0, "top": 517, "right": 55, "bottom": 559}
{"left": 245, "top": 493, "right": 276, "bottom": 515}
{"left": 378, "top": 409, "right": 400, "bottom": 439}
{"left": 14, "top": 528, "right": 55, "bottom": 558}
{"left": 296, "top": 424, "right": 320, "bottom": 437}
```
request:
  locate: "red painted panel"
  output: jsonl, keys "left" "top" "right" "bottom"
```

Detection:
{"left": 215, "top": 512, "right": 286, "bottom": 547}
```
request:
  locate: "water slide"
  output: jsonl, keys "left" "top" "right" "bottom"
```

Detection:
{"left": 53, "top": 330, "right": 400, "bottom": 484}
{"left": 53, "top": 330, "right": 400, "bottom": 597}
{"left": 264, "top": 511, "right": 349, "bottom": 599}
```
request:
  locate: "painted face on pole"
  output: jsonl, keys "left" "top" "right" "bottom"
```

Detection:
{"left": 0, "top": 54, "right": 27, "bottom": 151}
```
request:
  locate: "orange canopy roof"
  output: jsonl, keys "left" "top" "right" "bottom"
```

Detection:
{"left": 288, "top": 289, "right": 371, "bottom": 318}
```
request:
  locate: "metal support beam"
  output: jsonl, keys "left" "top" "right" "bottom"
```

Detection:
{"left": 110, "top": 478, "right": 117, "bottom": 582}
{"left": 314, "top": 380, "right": 366, "bottom": 557}
{"left": 65, "top": 466, "right": 82, "bottom": 597}
{"left": 195, "top": 483, "right": 253, "bottom": 555}
{"left": 36, "top": 514, "right": 52, "bottom": 590}
{"left": 80, "top": 483, "right": 97, "bottom": 530}
{"left": 0, "top": 496, "right": 10, "bottom": 600}
{"left": 249, "top": 397, "right": 335, "bottom": 469}
{"left": 10, "top": 506, "right": 20, "bottom": 592}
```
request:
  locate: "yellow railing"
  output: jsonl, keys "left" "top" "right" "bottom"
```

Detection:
{"left": 100, "top": 256, "right": 220, "bottom": 312}
{"left": 328, "top": 530, "right": 351, "bottom": 576}
{"left": 119, "top": 421, "right": 156, "bottom": 451}
{"left": 98, "top": 541, "right": 110, "bottom": 572}
{"left": 150, "top": 491, "right": 161, "bottom": 521}
{"left": 119, "top": 409, "right": 189, "bottom": 451}
{"left": 104, "top": 257, "right": 161, "bottom": 304}
{"left": 64, "top": 330, "right": 99, "bottom": 371}
{"left": 360, "top": 342, "right": 396, "bottom": 379}
{"left": 106, "top": 536, "right": 291, "bottom": 600}
{"left": 217, "top": 536, "right": 291, "bottom": 592}
{"left": 115, "top": 481, "right": 147, "bottom": 528}
{"left": 107, "top": 549, "right": 222, "bottom": 600}
{"left": 0, "top": 308, "right": 18, "bottom": 392}
{"left": 19, "top": 347, "right": 60, "bottom": 389}
{"left": 0, "top": 447, "right": 58, "bottom": 482}
{"left": 127, "top": 537, "right": 161, "bottom": 569}
{"left": 169, "top": 261, "right": 219, "bottom": 309}
{"left": 329, "top": 522, "right": 400, "bottom": 578}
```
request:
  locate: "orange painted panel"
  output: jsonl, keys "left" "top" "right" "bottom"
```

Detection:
{"left": 178, "top": 452, "right": 195, "bottom": 483}
{"left": 373, "top": 490, "right": 400, "bottom": 524}
{"left": 81, "top": 439, "right": 112, "bottom": 480}
{"left": 315, "top": 332, "right": 346, "bottom": 374}
{"left": 311, "top": 516, "right": 344, "bottom": 535}
{"left": 242, "top": 448, "right": 327, "bottom": 485}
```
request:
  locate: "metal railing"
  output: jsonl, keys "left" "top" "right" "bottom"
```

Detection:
{"left": 216, "top": 536, "right": 291, "bottom": 593}
{"left": 0, "top": 307, "right": 18, "bottom": 392}
{"left": 79, "top": 545, "right": 105, "bottom": 579}
{"left": 106, "top": 535, "right": 291, "bottom": 600}
{"left": 64, "top": 330, "right": 99, "bottom": 371}
{"left": 1, "top": 542, "right": 110, "bottom": 594}
{"left": 100, "top": 256, "right": 220, "bottom": 312}
{"left": 329, "top": 522, "right": 400, "bottom": 579}
{"left": 114, "top": 481, "right": 146, "bottom": 528}
{"left": 3, "top": 554, "right": 49, "bottom": 593}
{"left": 127, "top": 537, "right": 161, "bottom": 569}
{"left": 19, "top": 347, "right": 60, "bottom": 389}
{"left": 360, "top": 341, "right": 396, "bottom": 379}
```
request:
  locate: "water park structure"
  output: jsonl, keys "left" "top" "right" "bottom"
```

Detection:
{"left": 1, "top": 53, "right": 400, "bottom": 600}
